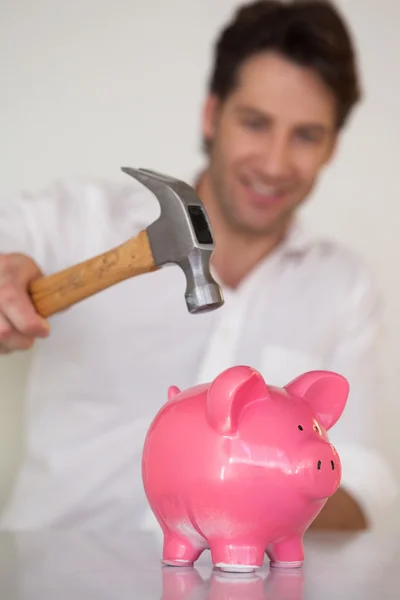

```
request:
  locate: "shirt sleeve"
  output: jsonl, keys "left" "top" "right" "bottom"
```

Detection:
{"left": 0, "top": 179, "right": 97, "bottom": 275}
{"left": 326, "top": 260, "right": 399, "bottom": 528}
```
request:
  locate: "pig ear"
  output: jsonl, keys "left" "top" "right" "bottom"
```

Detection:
{"left": 168, "top": 385, "right": 181, "bottom": 401}
{"left": 284, "top": 370, "right": 349, "bottom": 430}
{"left": 206, "top": 366, "right": 269, "bottom": 434}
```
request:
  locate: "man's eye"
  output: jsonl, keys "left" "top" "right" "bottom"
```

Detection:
{"left": 296, "top": 130, "right": 319, "bottom": 143}
{"left": 244, "top": 120, "right": 266, "bottom": 131}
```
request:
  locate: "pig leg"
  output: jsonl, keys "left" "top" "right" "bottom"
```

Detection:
{"left": 209, "top": 539, "right": 265, "bottom": 573}
{"left": 153, "top": 499, "right": 207, "bottom": 566}
{"left": 162, "top": 530, "right": 206, "bottom": 567}
{"left": 266, "top": 535, "right": 304, "bottom": 568}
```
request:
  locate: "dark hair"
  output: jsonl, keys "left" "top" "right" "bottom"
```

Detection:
{"left": 208, "top": 0, "right": 361, "bottom": 130}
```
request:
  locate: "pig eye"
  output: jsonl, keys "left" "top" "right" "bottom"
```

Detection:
{"left": 314, "top": 425, "right": 320, "bottom": 433}
{"left": 298, "top": 425, "right": 303, "bottom": 431}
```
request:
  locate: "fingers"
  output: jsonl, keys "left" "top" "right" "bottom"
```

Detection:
{"left": 0, "top": 253, "right": 51, "bottom": 354}
{"left": 0, "top": 313, "right": 35, "bottom": 354}
{"left": 0, "top": 282, "right": 50, "bottom": 338}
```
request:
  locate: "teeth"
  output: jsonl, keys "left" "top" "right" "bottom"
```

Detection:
{"left": 250, "top": 181, "right": 279, "bottom": 196}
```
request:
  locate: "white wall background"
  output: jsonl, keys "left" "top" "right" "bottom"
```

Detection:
{"left": 0, "top": 0, "right": 399, "bottom": 507}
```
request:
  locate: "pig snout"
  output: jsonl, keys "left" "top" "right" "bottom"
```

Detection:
{"left": 297, "top": 440, "right": 342, "bottom": 500}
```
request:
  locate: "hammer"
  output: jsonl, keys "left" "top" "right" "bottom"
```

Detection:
{"left": 28, "top": 167, "right": 224, "bottom": 316}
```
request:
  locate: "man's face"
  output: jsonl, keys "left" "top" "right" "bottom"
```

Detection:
{"left": 202, "top": 51, "right": 338, "bottom": 237}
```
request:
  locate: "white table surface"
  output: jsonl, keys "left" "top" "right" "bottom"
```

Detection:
{"left": 0, "top": 523, "right": 399, "bottom": 599}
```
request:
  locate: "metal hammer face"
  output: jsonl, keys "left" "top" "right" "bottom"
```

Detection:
{"left": 121, "top": 167, "right": 224, "bottom": 314}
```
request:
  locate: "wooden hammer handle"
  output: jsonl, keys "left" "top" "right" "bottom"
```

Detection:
{"left": 29, "top": 230, "right": 157, "bottom": 318}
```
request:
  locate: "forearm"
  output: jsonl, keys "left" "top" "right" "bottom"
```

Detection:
{"left": 308, "top": 487, "right": 368, "bottom": 531}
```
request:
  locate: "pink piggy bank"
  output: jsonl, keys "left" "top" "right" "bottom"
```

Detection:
{"left": 142, "top": 365, "right": 349, "bottom": 572}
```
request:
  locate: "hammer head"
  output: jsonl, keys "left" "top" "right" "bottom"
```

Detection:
{"left": 121, "top": 167, "right": 224, "bottom": 314}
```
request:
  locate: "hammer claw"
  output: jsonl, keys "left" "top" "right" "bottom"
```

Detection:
{"left": 131, "top": 168, "right": 177, "bottom": 185}
{"left": 121, "top": 167, "right": 195, "bottom": 198}
{"left": 120, "top": 166, "right": 225, "bottom": 314}
{"left": 121, "top": 167, "right": 168, "bottom": 197}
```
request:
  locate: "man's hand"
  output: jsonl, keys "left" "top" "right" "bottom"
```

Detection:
{"left": 0, "top": 253, "right": 50, "bottom": 354}
{"left": 308, "top": 487, "right": 368, "bottom": 531}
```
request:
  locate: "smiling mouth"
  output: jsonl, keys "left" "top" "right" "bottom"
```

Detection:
{"left": 242, "top": 177, "right": 289, "bottom": 206}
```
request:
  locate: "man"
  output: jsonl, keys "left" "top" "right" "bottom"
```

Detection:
{"left": 0, "top": 0, "right": 397, "bottom": 531}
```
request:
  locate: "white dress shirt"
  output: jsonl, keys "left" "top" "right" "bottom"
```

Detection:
{"left": 0, "top": 175, "right": 397, "bottom": 531}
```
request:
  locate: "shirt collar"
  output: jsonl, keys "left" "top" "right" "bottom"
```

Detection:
{"left": 279, "top": 217, "right": 315, "bottom": 256}
{"left": 209, "top": 218, "right": 316, "bottom": 297}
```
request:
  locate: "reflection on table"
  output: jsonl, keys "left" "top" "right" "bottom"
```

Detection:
{"left": 0, "top": 523, "right": 399, "bottom": 599}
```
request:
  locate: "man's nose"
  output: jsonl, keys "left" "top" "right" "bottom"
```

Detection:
{"left": 262, "top": 134, "right": 291, "bottom": 178}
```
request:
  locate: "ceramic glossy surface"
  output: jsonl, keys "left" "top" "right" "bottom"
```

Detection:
{"left": 142, "top": 366, "right": 349, "bottom": 572}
